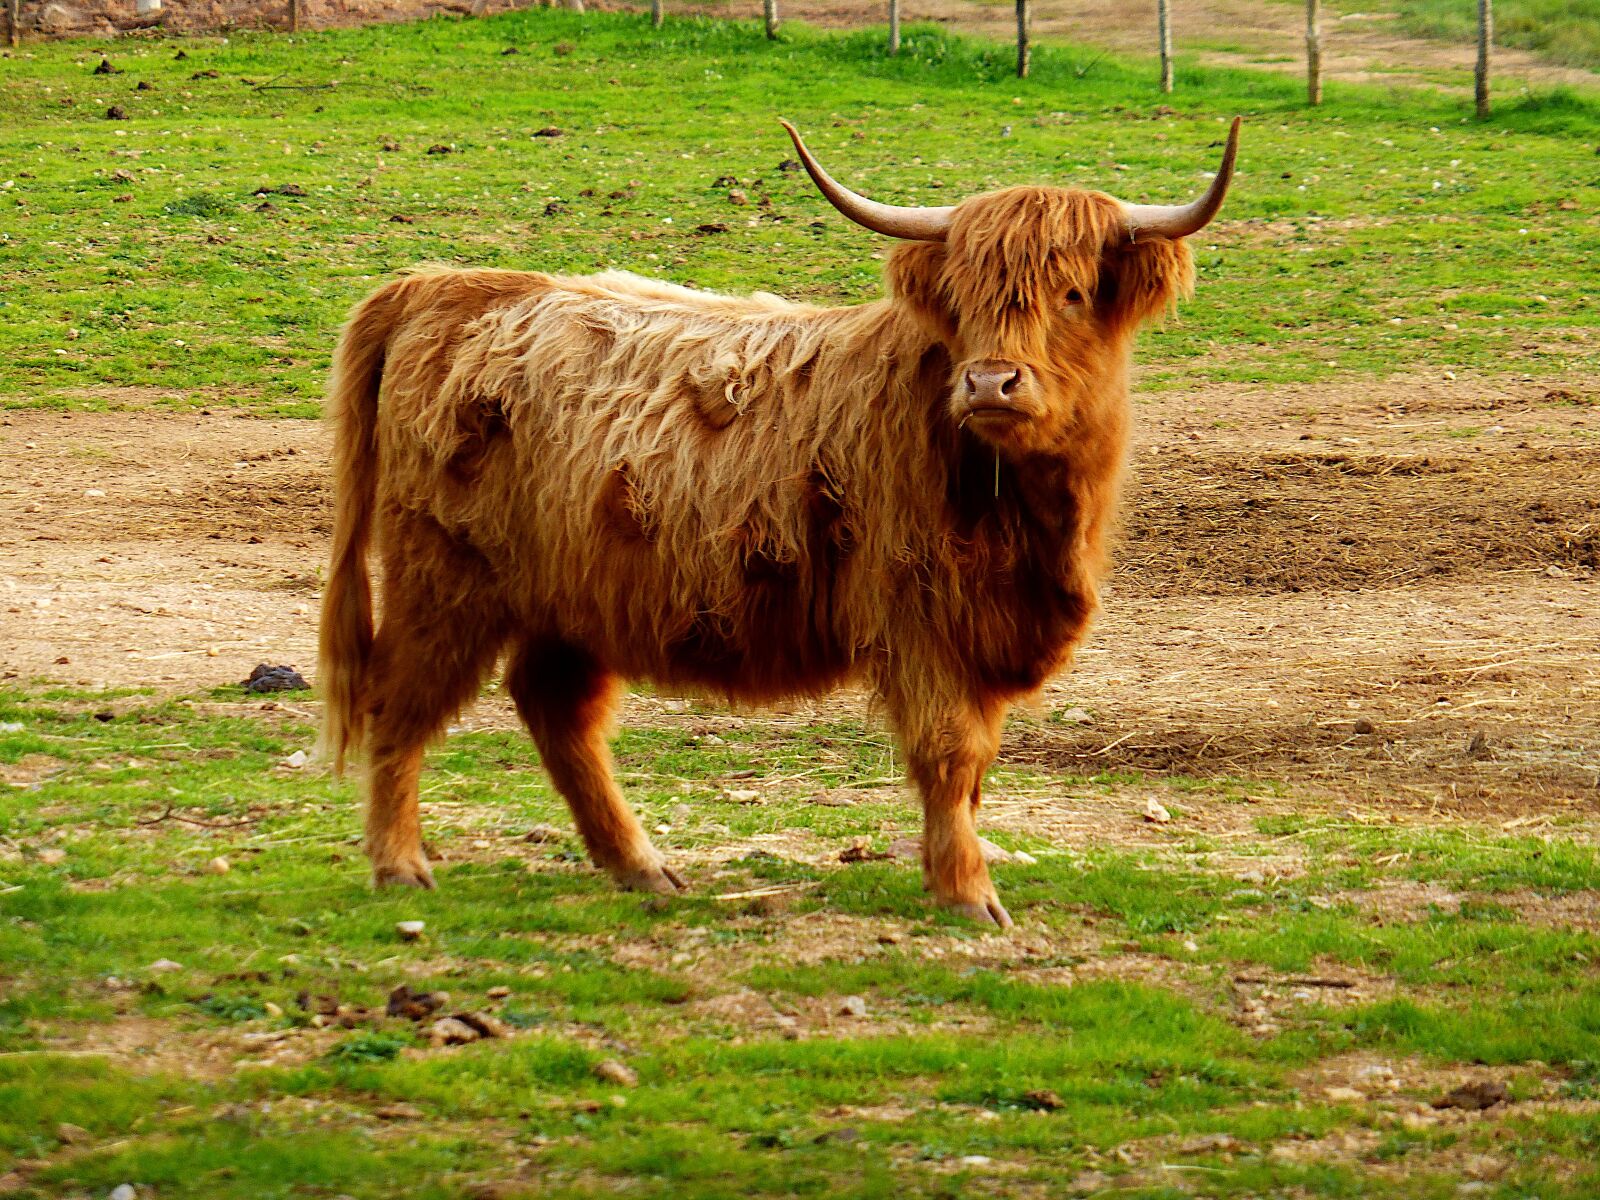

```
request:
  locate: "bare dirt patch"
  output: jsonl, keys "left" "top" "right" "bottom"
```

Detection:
{"left": 3, "top": 372, "right": 1597, "bottom": 820}
{"left": 698, "top": 0, "right": 1599, "bottom": 90}
{"left": 1347, "top": 881, "right": 1600, "bottom": 930}
{"left": 32, "top": 1013, "right": 345, "bottom": 1080}
{"left": 19, "top": 0, "right": 1596, "bottom": 92}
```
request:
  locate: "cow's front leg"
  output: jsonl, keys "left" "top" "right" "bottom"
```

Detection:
{"left": 507, "top": 639, "right": 684, "bottom": 895}
{"left": 891, "top": 694, "right": 1013, "bottom": 928}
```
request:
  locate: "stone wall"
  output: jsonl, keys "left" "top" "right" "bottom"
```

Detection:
{"left": 12, "top": 0, "right": 539, "bottom": 39}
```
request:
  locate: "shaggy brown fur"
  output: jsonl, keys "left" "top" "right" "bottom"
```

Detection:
{"left": 319, "top": 185, "right": 1195, "bottom": 924}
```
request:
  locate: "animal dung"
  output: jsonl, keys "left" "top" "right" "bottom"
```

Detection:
{"left": 386, "top": 984, "right": 447, "bottom": 1019}
{"left": 1432, "top": 1080, "right": 1509, "bottom": 1111}
{"left": 243, "top": 663, "right": 309, "bottom": 693}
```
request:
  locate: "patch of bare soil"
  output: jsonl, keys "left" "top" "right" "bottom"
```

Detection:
{"left": 31, "top": 1012, "right": 345, "bottom": 1080}
{"left": 20, "top": 0, "right": 1595, "bottom": 93}
{"left": 1107, "top": 1055, "right": 1596, "bottom": 1187}
{"left": 3, "top": 371, "right": 1598, "bottom": 820}
{"left": 1346, "top": 881, "right": 1600, "bottom": 930}
{"left": 693, "top": 0, "right": 1598, "bottom": 91}
{"left": 2, "top": 409, "right": 325, "bottom": 692}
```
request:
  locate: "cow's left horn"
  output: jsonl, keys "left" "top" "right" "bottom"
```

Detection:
{"left": 780, "top": 119, "right": 954, "bottom": 242}
{"left": 1118, "top": 116, "right": 1242, "bottom": 241}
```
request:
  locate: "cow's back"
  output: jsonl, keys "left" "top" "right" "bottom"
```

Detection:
{"left": 368, "top": 268, "right": 923, "bottom": 700}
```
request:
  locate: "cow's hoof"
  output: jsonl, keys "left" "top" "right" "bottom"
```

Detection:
{"left": 616, "top": 862, "right": 687, "bottom": 895}
{"left": 373, "top": 859, "right": 436, "bottom": 890}
{"left": 941, "top": 896, "right": 1014, "bottom": 929}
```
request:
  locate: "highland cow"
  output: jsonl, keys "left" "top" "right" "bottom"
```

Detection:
{"left": 318, "top": 118, "right": 1241, "bottom": 926}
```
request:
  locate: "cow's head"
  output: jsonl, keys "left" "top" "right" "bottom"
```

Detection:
{"left": 781, "top": 119, "right": 1239, "bottom": 455}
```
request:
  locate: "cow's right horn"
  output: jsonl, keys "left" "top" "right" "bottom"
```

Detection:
{"left": 780, "top": 119, "right": 954, "bottom": 242}
{"left": 1116, "top": 117, "right": 1242, "bottom": 242}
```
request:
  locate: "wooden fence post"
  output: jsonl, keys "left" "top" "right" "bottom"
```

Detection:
{"left": 1015, "top": 0, "right": 1029, "bottom": 78}
{"left": 651, "top": 0, "right": 662, "bottom": 27}
{"left": 1306, "top": 0, "right": 1322, "bottom": 105}
{"left": 1157, "top": 0, "right": 1173, "bottom": 92}
{"left": 9, "top": 0, "right": 23, "bottom": 46}
{"left": 763, "top": 0, "right": 777, "bottom": 39}
{"left": 887, "top": 0, "right": 899, "bottom": 55}
{"left": 289, "top": 0, "right": 300, "bottom": 33}
{"left": 1475, "top": 0, "right": 1492, "bottom": 119}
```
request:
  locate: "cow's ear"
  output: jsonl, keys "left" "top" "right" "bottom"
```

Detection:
{"left": 1096, "top": 236, "right": 1195, "bottom": 334}
{"left": 885, "top": 241, "right": 957, "bottom": 343}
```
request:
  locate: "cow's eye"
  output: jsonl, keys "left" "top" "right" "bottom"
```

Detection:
{"left": 1063, "top": 288, "right": 1085, "bottom": 307}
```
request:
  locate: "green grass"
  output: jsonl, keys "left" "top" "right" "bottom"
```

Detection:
{"left": 4, "top": 683, "right": 1600, "bottom": 1196}
{"left": 0, "top": 10, "right": 1598, "bottom": 418}
{"left": 4, "top": 10, "right": 1600, "bottom": 1196}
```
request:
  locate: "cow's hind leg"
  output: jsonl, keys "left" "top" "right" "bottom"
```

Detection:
{"left": 362, "top": 537, "right": 507, "bottom": 889}
{"left": 507, "top": 639, "right": 683, "bottom": 895}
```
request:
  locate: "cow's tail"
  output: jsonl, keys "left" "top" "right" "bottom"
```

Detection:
{"left": 317, "top": 282, "right": 404, "bottom": 776}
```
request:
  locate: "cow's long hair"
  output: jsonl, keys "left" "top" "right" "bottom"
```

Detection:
{"left": 320, "top": 189, "right": 1192, "bottom": 771}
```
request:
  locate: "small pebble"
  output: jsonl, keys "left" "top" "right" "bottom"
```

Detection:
{"left": 428, "top": 1016, "right": 480, "bottom": 1047}
{"left": 487, "top": 985, "right": 511, "bottom": 999}
{"left": 959, "top": 1155, "right": 992, "bottom": 1167}
{"left": 396, "top": 920, "right": 425, "bottom": 941}
{"left": 837, "top": 994, "right": 868, "bottom": 1018}
{"left": 38, "top": 847, "right": 67, "bottom": 865}
{"left": 56, "top": 1121, "right": 90, "bottom": 1144}
{"left": 1324, "top": 1085, "right": 1366, "bottom": 1103}
{"left": 282, "top": 749, "right": 309, "bottom": 769}
{"left": 594, "top": 1059, "right": 639, "bottom": 1087}
{"left": 110, "top": 1186, "right": 137, "bottom": 1200}
{"left": 976, "top": 837, "right": 1014, "bottom": 864}
{"left": 205, "top": 856, "right": 230, "bottom": 875}
{"left": 1142, "top": 798, "right": 1172, "bottom": 824}
{"left": 146, "top": 958, "right": 183, "bottom": 972}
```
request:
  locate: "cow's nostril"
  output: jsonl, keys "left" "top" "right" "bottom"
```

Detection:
{"left": 1000, "top": 370, "right": 1020, "bottom": 396}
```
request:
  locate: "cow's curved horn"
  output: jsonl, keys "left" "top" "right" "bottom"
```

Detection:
{"left": 1117, "top": 117, "right": 1241, "bottom": 241}
{"left": 779, "top": 119, "right": 954, "bottom": 242}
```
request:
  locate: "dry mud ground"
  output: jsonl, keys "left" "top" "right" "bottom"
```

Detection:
{"left": 707, "top": 0, "right": 1600, "bottom": 91}
{"left": 5, "top": 368, "right": 1598, "bottom": 822}
{"left": 50, "top": 0, "right": 1594, "bottom": 92}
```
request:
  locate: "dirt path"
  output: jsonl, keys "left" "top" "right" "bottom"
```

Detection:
{"left": 5, "top": 371, "right": 1596, "bottom": 814}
